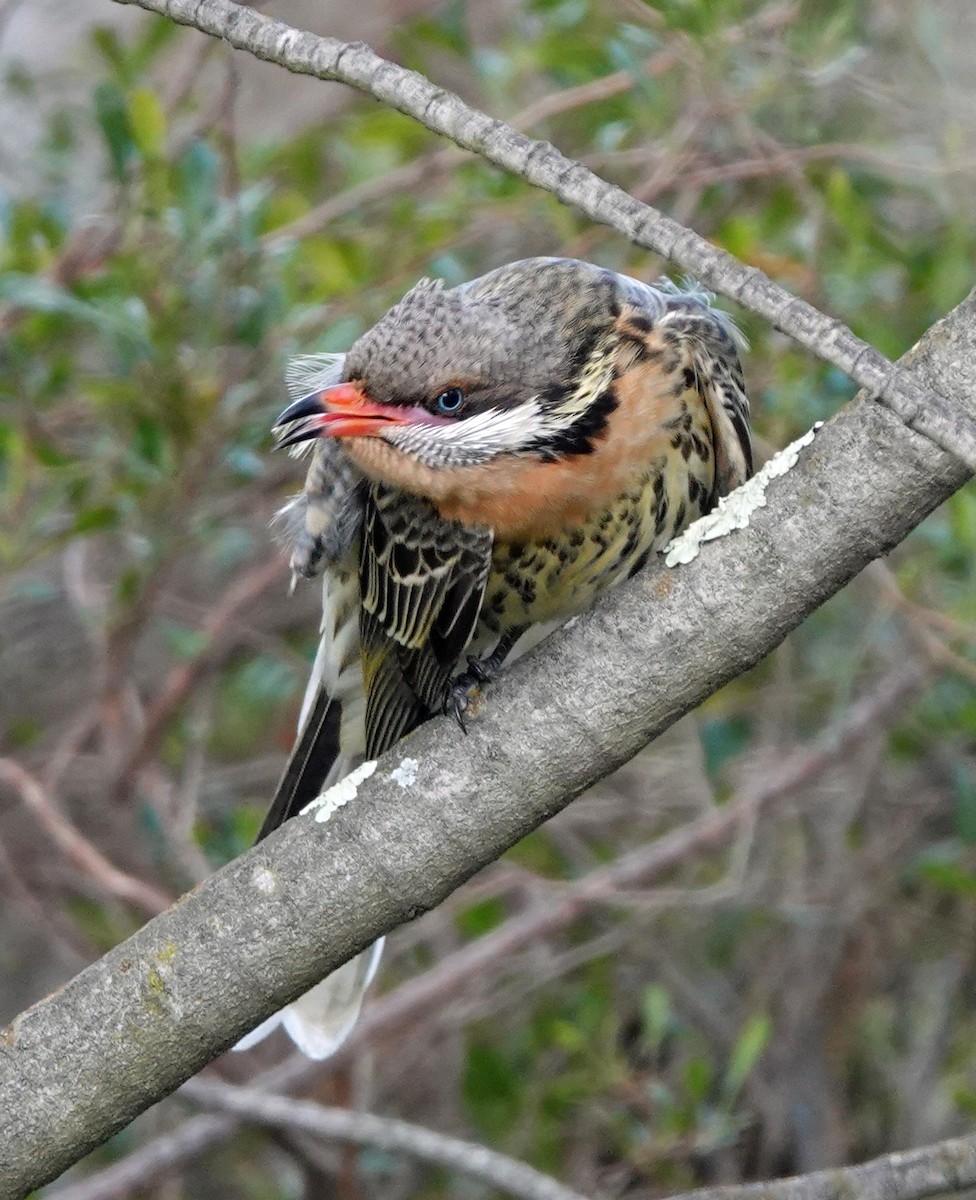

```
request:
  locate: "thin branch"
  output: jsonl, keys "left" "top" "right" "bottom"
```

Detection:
{"left": 181, "top": 1078, "right": 589, "bottom": 1200}
{"left": 111, "top": 0, "right": 976, "bottom": 471}
{"left": 0, "top": 758, "right": 171, "bottom": 918}
{"left": 594, "top": 142, "right": 976, "bottom": 190}
{"left": 0, "top": 839, "right": 90, "bottom": 968}
{"left": 264, "top": 42, "right": 685, "bottom": 248}
{"left": 116, "top": 553, "right": 284, "bottom": 790}
{"left": 682, "top": 1135, "right": 976, "bottom": 1200}
{"left": 45, "top": 1113, "right": 239, "bottom": 1200}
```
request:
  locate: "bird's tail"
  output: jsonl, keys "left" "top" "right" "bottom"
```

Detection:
{"left": 233, "top": 569, "right": 382, "bottom": 1059}
{"left": 234, "top": 937, "right": 384, "bottom": 1059}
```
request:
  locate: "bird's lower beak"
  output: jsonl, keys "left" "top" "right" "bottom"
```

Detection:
{"left": 274, "top": 383, "right": 412, "bottom": 448}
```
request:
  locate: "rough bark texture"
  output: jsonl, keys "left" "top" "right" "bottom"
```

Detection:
{"left": 2, "top": 4, "right": 975, "bottom": 1195}
{"left": 1, "top": 279, "right": 973, "bottom": 1194}
{"left": 110, "top": 0, "right": 976, "bottom": 471}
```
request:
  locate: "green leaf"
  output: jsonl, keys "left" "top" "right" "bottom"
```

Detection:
{"left": 6, "top": 716, "right": 43, "bottom": 749}
{"left": 129, "top": 88, "right": 167, "bottom": 158}
{"left": 91, "top": 27, "right": 129, "bottom": 77}
{"left": 724, "top": 1013, "right": 771, "bottom": 1102}
{"left": 130, "top": 14, "right": 181, "bottom": 73}
{"left": 954, "top": 766, "right": 976, "bottom": 845}
{"left": 161, "top": 621, "right": 210, "bottom": 660}
{"left": 72, "top": 504, "right": 120, "bottom": 534}
{"left": 30, "top": 438, "right": 72, "bottom": 468}
{"left": 0, "top": 273, "right": 94, "bottom": 320}
{"left": 916, "top": 859, "right": 976, "bottom": 899}
{"left": 134, "top": 417, "right": 167, "bottom": 469}
{"left": 0, "top": 274, "right": 151, "bottom": 354}
{"left": 700, "top": 714, "right": 752, "bottom": 781}
{"left": 683, "top": 1055, "right": 713, "bottom": 1104}
{"left": 463, "top": 1042, "right": 522, "bottom": 1139}
{"left": 455, "top": 896, "right": 507, "bottom": 938}
{"left": 222, "top": 445, "right": 265, "bottom": 480}
{"left": 94, "top": 80, "right": 135, "bottom": 179}
{"left": 177, "top": 140, "right": 220, "bottom": 229}
{"left": 640, "top": 984, "right": 672, "bottom": 1051}
{"left": 549, "top": 1018, "right": 586, "bottom": 1053}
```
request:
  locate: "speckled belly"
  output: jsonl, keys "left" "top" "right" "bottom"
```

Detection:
{"left": 477, "top": 444, "right": 714, "bottom": 643}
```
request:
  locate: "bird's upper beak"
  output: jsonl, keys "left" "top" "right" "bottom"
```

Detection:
{"left": 274, "top": 383, "right": 423, "bottom": 448}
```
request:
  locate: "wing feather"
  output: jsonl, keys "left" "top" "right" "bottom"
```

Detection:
{"left": 258, "top": 565, "right": 363, "bottom": 837}
{"left": 360, "top": 485, "right": 492, "bottom": 755}
{"left": 257, "top": 688, "right": 341, "bottom": 840}
{"left": 650, "top": 291, "right": 754, "bottom": 496}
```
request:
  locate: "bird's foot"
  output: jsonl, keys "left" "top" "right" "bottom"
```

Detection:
{"left": 444, "top": 631, "right": 524, "bottom": 732}
{"left": 446, "top": 656, "right": 495, "bottom": 732}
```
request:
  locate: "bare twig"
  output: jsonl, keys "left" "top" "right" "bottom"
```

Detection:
{"left": 117, "top": 554, "right": 283, "bottom": 791}
{"left": 181, "top": 1077, "right": 589, "bottom": 1200}
{"left": 0, "top": 758, "right": 171, "bottom": 917}
{"left": 595, "top": 141, "right": 976, "bottom": 191}
{"left": 0, "top": 839, "right": 90, "bottom": 968}
{"left": 111, "top": 0, "right": 976, "bottom": 470}
{"left": 682, "top": 1135, "right": 976, "bottom": 1200}
{"left": 46, "top": 1114, "right": 239, "bottom": 1200}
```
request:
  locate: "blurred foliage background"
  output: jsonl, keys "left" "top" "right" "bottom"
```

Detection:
{"left": 2, "top": 0, "right": 976, "bottom": 1196}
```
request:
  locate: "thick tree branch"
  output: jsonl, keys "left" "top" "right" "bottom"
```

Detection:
{"left": 45, "top": 659, "right": 926, "bottom": 1200}
{"left": 111, "top": 0, "right": 976, "bottom": 470}
{"left": 2, "top": 262, "right": 974, "bottom": 1191}
{"left": 47, "top": 657, "right": 928, "bottom": 1200}
{"left": 4, "top": 5, "right": 975, "bottom": 1195}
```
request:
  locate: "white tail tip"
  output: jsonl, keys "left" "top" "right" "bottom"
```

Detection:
{"left": 232, "top": 939, "right": 384, "bottom": 1059}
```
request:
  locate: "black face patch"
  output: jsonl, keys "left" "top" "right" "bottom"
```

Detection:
{"left": 526, "top": 317, "right": 622, "bottom": 461}
{"left": 531, "top": 386, "right": 618, "bottom": 461}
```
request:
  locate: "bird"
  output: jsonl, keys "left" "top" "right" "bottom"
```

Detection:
{"left": 233, "top": 256, "right": 753, "bottom": 1059}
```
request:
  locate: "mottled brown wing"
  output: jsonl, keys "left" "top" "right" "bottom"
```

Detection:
{"left": 659, "top": 293, "right": 753, "bottom": 496}
{"left": 695, "top": 346, "right": 753, "bottom": 497}
{"left": 359, "top": 485, "right": 493, "bottom": 758}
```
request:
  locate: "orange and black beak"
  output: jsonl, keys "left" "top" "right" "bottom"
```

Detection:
{"left": 274, "top": 383, "right": 416, "bottom": 448}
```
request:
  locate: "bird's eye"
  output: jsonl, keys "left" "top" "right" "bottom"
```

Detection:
{"left": 434, "top": 387, "right": 465, "bottom": 415}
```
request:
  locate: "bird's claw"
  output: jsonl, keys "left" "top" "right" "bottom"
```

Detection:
{"left": 447, "top": 678, "right": 478, "bottom": 733}
{"left": 446, "top": 657, "right": 493, "bottom": 732}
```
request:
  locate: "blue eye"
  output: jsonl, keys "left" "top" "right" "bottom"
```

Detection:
{"left": 434, "top": 388, "right": 464, "bottom": 414}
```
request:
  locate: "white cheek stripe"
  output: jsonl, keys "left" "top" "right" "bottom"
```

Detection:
{"left": 284, "top": 358, "right": 546, "bottom": 465}
{"left": 385, "top": 400, "right": 544, "bottom": 465}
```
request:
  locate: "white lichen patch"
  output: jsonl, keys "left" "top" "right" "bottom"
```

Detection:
{"left": 301, "top": 760, "right": 378, "bottom": 824}
{"left": 391, "top": 757, "right": 419, "bottom": 788}
{"left": 665, "top": 423, "right": 823, "bottom": 567}
{"left": 252, "top": 866, "right": 278, "bottom": 895}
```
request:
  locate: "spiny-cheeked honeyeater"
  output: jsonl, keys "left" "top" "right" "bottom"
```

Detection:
{"left": 234, "top": 257, "right": 753, "bottom": 1059}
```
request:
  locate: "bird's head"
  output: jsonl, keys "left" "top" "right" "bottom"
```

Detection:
{"left": 274, "top": 259, "right": 649, "bottom": 486}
